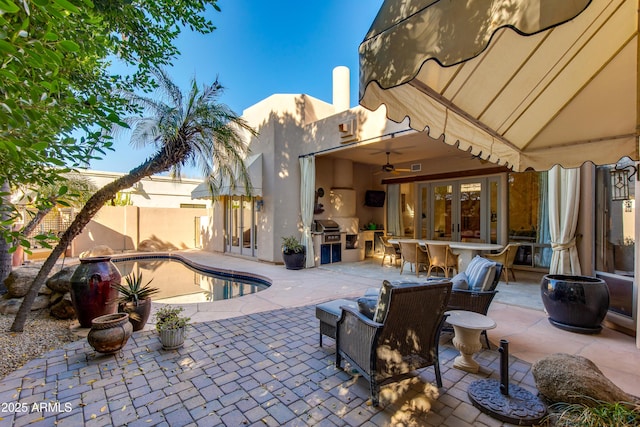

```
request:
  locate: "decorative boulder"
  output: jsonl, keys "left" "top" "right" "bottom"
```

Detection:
{"left": 532, "top": 353, "right": 638, "bottom": 405}
{"left": 137, "top": 238, "right": 178, "bottom": 252}
{"left": 46, "top": 265, "right": 78, "bottom": 293}
{"left": 0, "top": 295, "right": 50, "bottom": 315}
{"left": 79, "top": 245, "right": 114, "bottom": 259}
{"left": 4, "top": 264, "right": 43, "bottom": 298}
{"left": 50, "top": 294, "right": 76, "bottom": 320}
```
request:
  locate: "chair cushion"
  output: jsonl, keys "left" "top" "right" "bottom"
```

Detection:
{"left": 356, "top": 297, "right": 377, "bottom": 320}
{"left": 466, "top": 256, "right": 497, "bottom": 291}
{"left": 451, "top": 272, "right": 469, "bottom": 290}
{"left": 480, "top": 266, "right": 498, "bottom": 291}
{"left": 373, "top": 280, "right": 393, "bottom": 323}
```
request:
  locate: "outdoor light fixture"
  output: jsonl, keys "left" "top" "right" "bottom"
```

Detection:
{"left": 610, "top": 163, "right": 638, "bottom": 201}
{"left": 624, "top": 200, "right": 633, "bottom": 213}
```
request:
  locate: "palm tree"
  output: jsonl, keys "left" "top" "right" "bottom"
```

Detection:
{"left": 11, "top": 69, "right": 256, "bottom": 331}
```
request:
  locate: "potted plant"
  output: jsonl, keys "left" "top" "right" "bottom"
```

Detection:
{"left": 281, "top": 235, "right": 306, "bottom": 270}
{"left": 113, "top": 272, "right": 160, "bottom": 332}
{"left": 154, "top": 305, "right": 190, "bottom": 350}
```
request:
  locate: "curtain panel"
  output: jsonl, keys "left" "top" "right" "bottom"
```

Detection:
{"left": 300, "top": 156, "right": 316, "bottom": 268}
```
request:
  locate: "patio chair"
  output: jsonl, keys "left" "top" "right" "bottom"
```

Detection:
{"left": 444, "top": 259, "right": 503, "bottom": 349}
{"left": 380, "top": 236, "right": 401, "bottom": 267}
{"left": 335, "top": 280, "right": 452, "bottom": 406}
{"left": 484, "top": 243, "right": 520, "bottom": 284}
{"left": 425, "top": 244, "right": 459, "bottom": 278}
{"left": 398, "top": 241, "right": 429, "bottom": 276}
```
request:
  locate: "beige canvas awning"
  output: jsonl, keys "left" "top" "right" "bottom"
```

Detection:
{"left": 191, "top": 153, "right": 263, "bottom": 199}
{"left": 359, "top": 0, "right": 639, "bottom": 171}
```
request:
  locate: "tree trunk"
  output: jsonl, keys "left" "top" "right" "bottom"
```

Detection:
{"left": 22, "top": 205, "right": 54, "bottom": 237}
{"left": 10, "top": 155, "right": 177, "bottom": 332}
{"left": 0, "top": 181, "right": 13, "bottom": 290}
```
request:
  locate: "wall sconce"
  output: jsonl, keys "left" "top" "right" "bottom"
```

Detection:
{"left": 610, "top": 163, "right": 638, "bottom": 201}
{"left": 256, "top": 200, "right": 264, "bottom": 212}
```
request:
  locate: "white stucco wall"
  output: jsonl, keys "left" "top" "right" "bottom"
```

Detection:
{"left": 77, "top": 169, "right": 211, "bottom": 209}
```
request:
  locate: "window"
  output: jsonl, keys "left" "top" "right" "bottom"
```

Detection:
{"left": 508, "top": 171, "right": 551, "bottom": 269}
{"left": 595, "top": 165, "right": 635, "bottom": 276}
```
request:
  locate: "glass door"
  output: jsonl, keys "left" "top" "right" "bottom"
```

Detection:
{"left": 226, "top": 196, "right": 257, "bottom": 256}
{"left": 421, "top": 178, "right": 495, "bottom": 242}
{"left": 459, "top": 181, "right": 483, "bottom": 242}
{"left": 431, "top": 183, "right": 453, "bottom": 240}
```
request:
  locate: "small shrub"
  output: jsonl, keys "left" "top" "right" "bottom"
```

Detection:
{"left": 281, "top": 235, "right": 304, "bottom": 254}
{"left": 154, "top": 305, "right": 190, "bottom": 332}
{"left": 544, "top": 396, "right": 640, "bottom": 427}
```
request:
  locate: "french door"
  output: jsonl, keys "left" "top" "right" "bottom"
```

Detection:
{"left": 226, "top": 196, "right": 258, "bottom": 256}
{"left": 418, "top": 177, "right": 500, "bottom": 243}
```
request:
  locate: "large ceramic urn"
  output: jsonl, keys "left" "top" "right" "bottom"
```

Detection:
{"left": 540, "top": 274, "right": 610, "bottom": 334}
{"left": 70, "top": 256, "right": 121, "bottom": 328}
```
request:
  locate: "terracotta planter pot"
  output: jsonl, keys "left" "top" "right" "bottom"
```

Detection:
{"left": 70, "top": 256, "right": 121, "bottom": 328}
{"left": 119, "top": 298, "right": 152, "bottom": 332}
{"left": 88, "top": 313, "right": 133, "bottom": 354}
{"left": 541, "top": 274, "right": 610, "bottom": 334}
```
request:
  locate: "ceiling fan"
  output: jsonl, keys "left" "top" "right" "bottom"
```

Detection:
{"left": 376, "top": 152, "right": 411, "bottom": 174}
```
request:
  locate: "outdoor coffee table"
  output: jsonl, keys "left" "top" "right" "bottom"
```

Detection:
{"left": 315, "top": 299, "right": 357, "bottom": 347}
{"left": 445, "top": 310, "right": 496, "bottom": 373}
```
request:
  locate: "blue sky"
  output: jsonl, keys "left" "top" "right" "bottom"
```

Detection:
{"left": 89, "top": 0, "right": 384, "bottom": 177}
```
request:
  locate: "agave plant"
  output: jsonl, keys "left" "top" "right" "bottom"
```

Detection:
{"left": 113, "top": 272, "right": 160, "bottom": 306}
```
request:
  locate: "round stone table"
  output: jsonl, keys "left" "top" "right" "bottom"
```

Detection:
{"left": 445, "top": 310, "right": 497, "bottom": 373}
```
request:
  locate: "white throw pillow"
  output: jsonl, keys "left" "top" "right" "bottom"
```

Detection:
{"left": 466, "top": 256, "right": 497, "bottom": 291}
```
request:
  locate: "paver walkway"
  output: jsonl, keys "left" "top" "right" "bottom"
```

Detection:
{"left": 1, "top": 249, "right": 638, "bottom": 426}
{"left": 0, "top": 305, "right": 535, "bottom": 427}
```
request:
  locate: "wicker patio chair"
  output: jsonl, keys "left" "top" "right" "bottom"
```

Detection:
{"left": 380, "top": 236, "right": 401, "bottom": 267}
{"left": 444, "top": 262, "right": 503, "bottom": 349}
{"left": 483, "top": 243, "right": 520, "bottom": 284}
{"left": 425, "top": 243, "right": 459, "bottom": 278}
{"left": 398, "top": 241, "right": 429, "bottom": 276}
{"left": 335, "top": 280, "right": 452, "bottom": 406}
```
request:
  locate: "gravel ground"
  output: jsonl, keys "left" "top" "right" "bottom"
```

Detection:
{"left": 0, "top": 310, "right": 80, "bottom": 379}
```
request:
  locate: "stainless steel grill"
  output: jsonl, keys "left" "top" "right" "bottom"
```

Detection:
{"left": 314, "top": 219, "right": 341, "bottom": 243}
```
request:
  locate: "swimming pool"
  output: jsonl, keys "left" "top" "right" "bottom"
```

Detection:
{"left": 112, "top": 255, "right": 270, "bottom": 304}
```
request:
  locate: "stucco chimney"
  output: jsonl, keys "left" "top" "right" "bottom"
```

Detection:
{"left": 332, "top": 66, "right": 350, "bottom": 113}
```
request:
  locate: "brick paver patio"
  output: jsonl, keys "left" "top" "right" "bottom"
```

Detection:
{"left": 0, "top": 304, "right": 539, "bottom": 427}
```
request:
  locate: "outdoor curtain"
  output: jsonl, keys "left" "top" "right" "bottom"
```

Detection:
{"left": 386, "top": 184, "right": 403, "bottom": 237}
{"left": 300, "top": 156, "right": 315, "bottom": 268}
{"left": 537, "top": 172, "right": 552, "bottom": 268}
{"left": 548, "top": 166, "right": 581, "bottom": 274}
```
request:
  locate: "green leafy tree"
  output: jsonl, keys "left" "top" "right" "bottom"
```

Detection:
{"left": 0, "top": 174, "right": 97, "bottom": 288}
{"left": 11, "top": 68, "right": 256, "bottom": 331}
{"left": 0, "top": 0, "right": 220, "bottom": 273}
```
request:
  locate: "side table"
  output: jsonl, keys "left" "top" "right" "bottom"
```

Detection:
{"left": 445, "top": 310, "right": 496, "bottom": 373}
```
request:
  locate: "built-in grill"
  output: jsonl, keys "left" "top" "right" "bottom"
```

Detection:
{"left": 314, "top": 219, "right": 341, "bottom": 243}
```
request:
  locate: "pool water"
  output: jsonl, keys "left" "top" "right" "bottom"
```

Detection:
{"left": 113, "top": 257, "right": 269, "bottom": 304}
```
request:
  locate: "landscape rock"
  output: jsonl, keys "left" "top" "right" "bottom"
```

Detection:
{"left": 50, "top": 295, "right": 76, "bottom": 320}
{"left": 532, "top": 353, "right": 638, "bottom": 405}
{"left": 79, "top": 245, "right": 114, "bottom": 259}
{"left": 4, "top": 265, "right": 43, "bottom": 298}
{"left": 46, "top": 265, "right": 78, "bottom": 293}
{"left": 0, "top": 295, "right": 50, "bottom": 315}
{"left": 137, "top": 239, "right": 178, "bottom": 252}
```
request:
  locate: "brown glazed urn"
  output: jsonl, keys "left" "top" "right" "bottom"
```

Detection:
{"left": 87, "top": 313, "right": 133, "bottom": 354}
